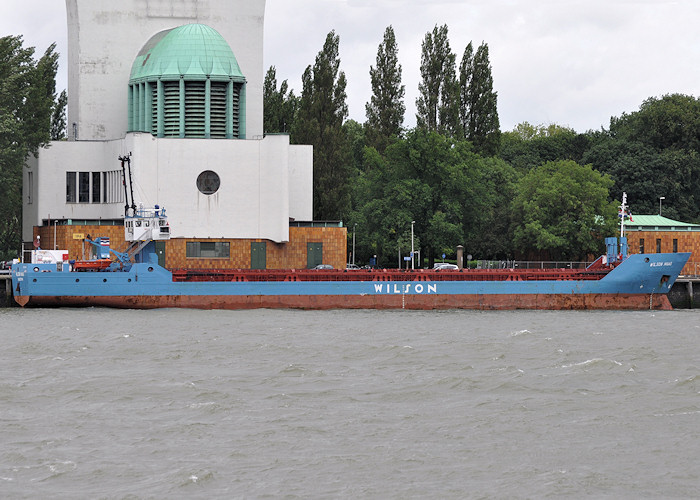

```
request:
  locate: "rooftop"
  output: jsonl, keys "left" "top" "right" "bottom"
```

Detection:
{"left": 625, "top": 215, "right": 700, "bottom": 231}
{"left": 129, "top": 24, "right": 245, "bottom": 82}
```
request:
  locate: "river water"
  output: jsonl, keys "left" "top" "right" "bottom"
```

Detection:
{"left": 1, "top": 307, "right": 699, "bottom": 499}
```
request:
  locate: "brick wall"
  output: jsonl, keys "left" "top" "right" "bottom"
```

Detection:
{"left": 36, "top": 225, "right": 347, "bottom": 270}
{"left": 168, "top": 227, "right": 347, "bottom": 269}
{"left": 35, "top": 225, "right": 126, "bottom": 261}
{"left": 626, "top": 230, "right": 700, "bottom": 275}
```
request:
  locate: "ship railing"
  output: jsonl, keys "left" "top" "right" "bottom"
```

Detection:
{"left": 473, "top": 260, "right": 593, "bottom": 270}
{"left": 170, "top": 267, "right": 608, "bottom": 283}
{"left": 678, "top": 261, "right": 700, "bottom": 278}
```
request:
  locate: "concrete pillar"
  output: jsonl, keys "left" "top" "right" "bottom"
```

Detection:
{"left": 457, "top": 245, "right": 464, "bottom": 270}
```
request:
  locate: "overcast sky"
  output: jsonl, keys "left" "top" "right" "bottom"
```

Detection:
{"left": 3, "top": 0, "right": 698, "bottom": 132}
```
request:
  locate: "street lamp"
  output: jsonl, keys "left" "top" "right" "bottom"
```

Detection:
{"left": 411, "top": 220, "right": 415, "bottom": 270}
{"left": 352, "top": 224, "right": 356, "bottom": 265}
{"left": 659, "top": 196, "right": 665, "bottom": 216}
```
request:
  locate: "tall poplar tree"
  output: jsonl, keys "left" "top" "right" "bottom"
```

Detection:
{"left": 458, "top": 42, "right": 473, "bottom": 141}
{"left": 416, "top": 25, "right": 459, "bottom": 137}
{"left": 459, "top": 41, "right": 500, "bottom": 155}
{"left": 365, "top": 25, "right": 405, "bottom": 153}
{"left": 292, "top": 31, "right": 351, "bottom": 220}
{"left": 263, "top": 66, "right": 297, "bottom": 134}
{"left": 51, "top": 89, "right": 67, "bottom": 140}
{"left": 0, "top": 36, "right": 59, "bottom": 259}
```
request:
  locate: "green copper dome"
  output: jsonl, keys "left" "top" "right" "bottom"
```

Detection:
{"left": 128, "top": 24, "right": 247, "bottom": 139}
{"left": 130, "top": 24, "right": 245, "bottom": 82}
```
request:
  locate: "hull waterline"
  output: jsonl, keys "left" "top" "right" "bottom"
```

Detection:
{"left": 17, "top": 292, "right": 674, "bottom": 310}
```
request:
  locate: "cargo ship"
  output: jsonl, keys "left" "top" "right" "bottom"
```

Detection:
{"left": 10, "top": 199, "right": 691, "bottom": 311}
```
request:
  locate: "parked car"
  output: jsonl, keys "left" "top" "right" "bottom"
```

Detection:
{"left": 433, "top": 263, "right": 459, "bottom": 270}
{"left": 346, "top": 263, "right": 360, "bottom": 270}
{"left": 313, "top": 264, "right": 333, "bottom": 270}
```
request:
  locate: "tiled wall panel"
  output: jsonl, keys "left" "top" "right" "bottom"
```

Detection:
{"left": 37, "top": 225, "right": 348, "bottom": 270}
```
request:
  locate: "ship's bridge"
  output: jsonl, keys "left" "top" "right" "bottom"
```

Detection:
{"left": 125, "top": 205, "right": 170, "bottom": 242}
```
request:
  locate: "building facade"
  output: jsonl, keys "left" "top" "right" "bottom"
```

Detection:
{"left": 625, "top": 215, "right": 700, "bottom": 276}
{"left": 23, "top": 0, "right": 346, "bottom": 269}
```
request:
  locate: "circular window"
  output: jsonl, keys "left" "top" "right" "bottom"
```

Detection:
{"left": 196, "top": 170, "right": 220, "bottom": 195}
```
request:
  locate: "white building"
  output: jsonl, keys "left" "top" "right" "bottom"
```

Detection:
{"left": 23, "top": 0, "right": 313, "bottom": 248}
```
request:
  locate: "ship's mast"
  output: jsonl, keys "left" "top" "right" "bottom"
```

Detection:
{"left": 619, "top": 192, "right": 627, "bottom": 238}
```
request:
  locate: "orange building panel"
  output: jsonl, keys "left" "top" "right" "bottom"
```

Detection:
{"left": 626, "top": 230, "right": 700, "bottom": 276}
{"left": 35, "top": 225, "right": 347, "bottom": 271}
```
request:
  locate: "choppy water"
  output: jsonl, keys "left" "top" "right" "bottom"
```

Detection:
{"left": 1, "top": 307, "right": 699, "bottom": 499}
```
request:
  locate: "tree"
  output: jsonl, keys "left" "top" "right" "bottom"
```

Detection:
{"left": 582, "top": 94, "right": 700, "bottom": 222}
{"left": 263, "top": 66, "right": 297, "bottom": 134}
{"left": 377, "top": 130, "right": 474, "bottom": 265}
{"left": 416, "top": 25, "right": 459, "bottom": 136}
{"left": 459, "top": 42, "right": 500, "bottom": 155}
{"left": 610, "top": 94, "right": 700, "bottom": 152}
{"left": 365, "top": 25, "right": 405, "bottom": 153}
{"left": 499, "top": 122, "right": 589, "bottom": 173}
{"left": 511, "top": 160, "right": 617, "bottom": 260}
{"left": 462, "top": 156, "right": 520, "bottom": 259}
{"left": 582, "top": 138, "right": 700, "bottom": 222}
{"left": 458, "top": 42, "right": 473, "bottom": 140}
{"left": 0, "top": 36, "right": 59, "bottom": 259}
{"left": 51, "top": 89, "right": 67, "bottom": 140}
{"left": 291, "top": 31, "right": 351, "bottom": 220}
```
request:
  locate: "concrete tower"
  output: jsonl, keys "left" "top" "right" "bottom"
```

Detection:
{"left": 65, "top": 0, "right": 265, "bottom": 141}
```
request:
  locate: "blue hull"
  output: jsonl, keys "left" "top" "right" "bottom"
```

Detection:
{"left": 11, "top": 252, "right": 690, "bottom": 310}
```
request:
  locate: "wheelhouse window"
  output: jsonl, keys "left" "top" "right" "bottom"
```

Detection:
{"left": 186, "top": 241, "right": 230, "bottom": 258}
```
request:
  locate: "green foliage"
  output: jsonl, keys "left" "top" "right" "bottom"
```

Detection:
{"left": 263, "top": 66, "right": 298, "bottom": 134}
{"left": 292, "top": 31, "right": 352, "bottom": 220}
{"left": 459, "top": 42, "right": 500, "bottom": 155}
{"left": 507, "top": 121, "right": 576, "bottom": 140}
{"left": 0, "top": 36, "right": 58, "bottom": 259}
{"left": 463, "top": 156, "right": 519, "bottom": 258}
{"left": 583, "top": 94, "right": 700, "bottom": 223}
{"left": 349, "top": 129, "right": 518, "bottom": 266}
{"left": 583, "top": 138, "right": 700, "bottom": 222}
{"left": 500, "top": 122, "right": 590, "bottom": 173}
{"left": 51, "top": 89, "right": 67, "bottom": 140}
{"left": 365, "top": 26, "right": 405, "bottom": 153}
{"left": 511, "top": 160, "right": 617, "bottom": 260}
{"left": 343, "top": 119, "right": 367, "bottom": 177}
{"left": 610, "top": 94, "right": 700, "bottom": 151}
{"left": 416, "top": 25, "right": 459, "bottom": 136}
